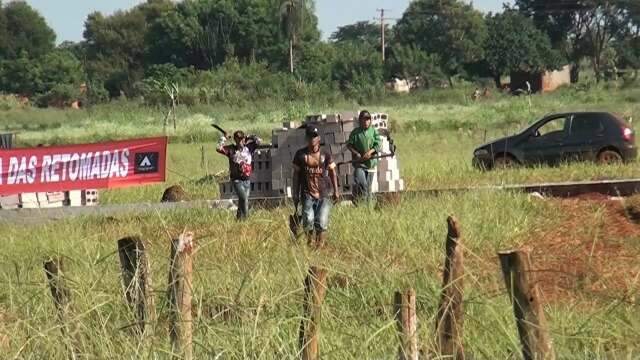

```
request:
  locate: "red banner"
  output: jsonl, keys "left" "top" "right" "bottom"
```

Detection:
{"left": 0, "top": 137, "right": 167, "bottom": 195}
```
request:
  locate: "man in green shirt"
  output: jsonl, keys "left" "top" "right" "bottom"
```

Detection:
{"left": 347, "top": 110, "right": 381, "bottom": 204}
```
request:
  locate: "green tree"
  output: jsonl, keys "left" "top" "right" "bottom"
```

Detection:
{"left": 146, "top": 0, "right": 319, "bottom": 72}
{"left": 615, "top": 0, "right": 640, "bottom": 75}
{"left": 385, "top": 45, "right": 443, "bottom": 86}
{"left": 0, "top": 57, "right": 43, "bottom": 95}
{"left": 296, "top": 41, "right": 336, "bottom": 82}
{"left": 516, "top": 0, "right": 632, "bottom": 82}
{"left": 40, "top": 49, "right": 84, "bottom": 91}
{"left": 330, "top": 21, "right": 390, "bottom": 48}
{"left": 484, "top": 10, "right": 564, "bottom": 88}
{"left": 280, "top": 0, "right": 303, "bottom": 73}
{"left": 394, "top": 0, "right": 487, "bottom": 87}
{"left": 0, "top": 49, "right": 82, "bottom": 98}
{"left": 83, "top": 0, "right": 174, "bottom": 97}
{"left": 575, "top": 1, "right": 629, "bottom": 82}
{"left": 0, "top": 0, "right": 55, "bottom": 59}
{"left": 331, "top": 42, "right": 383, "bottom": 89}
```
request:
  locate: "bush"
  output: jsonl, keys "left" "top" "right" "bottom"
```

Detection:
{"left": 35, "top": 84, "right": 83, "bottom": 108}
{"left": 86, "top": 82, "right": 109, "bottom": 105}
{"left": 0, "top": 94, "right": 25, "bottom": 111}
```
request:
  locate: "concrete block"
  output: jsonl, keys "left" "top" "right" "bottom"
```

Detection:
{"left": 68, "top": 190, "right": 83, "bottom": 207}
{"left": 47, "top": 191, "right": 65, "bottom": 203}
{"left": 0, "top": 194, "right": 20, "bottom": 209}
{"left": 321, "top": 133, "right": 335, "bottom": 145}
{"left": 378, "top": 181, "right": 396, "bottom": 193}
{"left": 20, "top": 193, "right": 39, "bottom": 208}
{"left": 340, "top": 112, "right": 357, "bottom": 122}
{"left": 83, "top": 189, "right": 99, "bottom": 206}
{"left": 371, "top": 172, "right": 379, "bottom": 193}
{"left": 330, "top": 144, "right": 344, "bottom": 155}
{"left": 37, "top": 192, "right": 48, "bottom": 203}
{"left": 334, "top": 132, "right": 347, "bottom": 143}
{"left": 283, "top": 121, "right": 298, "bottom": 129}
{"left": 342, "top": 120, "right": 357, "bottom": 132}
{"left": 338, "top": 164, "right": 352, "bottom": 175}
{"left": 321, "top": 123, "right": 342, "bottom": 134}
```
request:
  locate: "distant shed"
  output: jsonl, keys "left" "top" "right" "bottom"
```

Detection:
{"left": 510, "top": 65, "right": 571, "bottom": 93}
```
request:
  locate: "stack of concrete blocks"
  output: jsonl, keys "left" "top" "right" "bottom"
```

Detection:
{"left": 0, "top": 190, "right": 99, "bottom": 209}
{"left": 216, "top": 111, "right": 404, "bottom": 200}
{"left": 270, "top": 121, "right": 308, "bottom": 198}
{"left": 371, "top": 136, "right": 405, "bottom": 193}
{"left": 218, "top": 147, "right": 281, "bottom": 200}
{"left": 369, "top": 112, "right": 404, "bottom": 193}
{"left": 271, "top": 113, "right": 356, "bottom": 197}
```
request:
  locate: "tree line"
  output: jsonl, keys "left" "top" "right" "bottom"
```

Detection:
{"left": 0, "top": 0, "right": 638, "bottom": 107}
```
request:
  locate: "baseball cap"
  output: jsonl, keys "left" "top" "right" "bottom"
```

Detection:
{"left": 305, "top": 126, "right": 319, "bottom": 138}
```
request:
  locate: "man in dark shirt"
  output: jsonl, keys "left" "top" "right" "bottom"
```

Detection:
{"left": 217, "top": 130, "right": 261, "bottom": 220}
{"left": 292, "top": 126, "right": 340, "bottom": 248}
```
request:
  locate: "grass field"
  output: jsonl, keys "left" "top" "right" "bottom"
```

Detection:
{"left": 2, "top": 192, "right": 640, "bottom": 358}
{"left": 2, "top": 84, "right": 640, "bottom": 358}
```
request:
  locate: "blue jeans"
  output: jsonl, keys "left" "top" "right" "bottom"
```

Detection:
{"left": 353, "top": 166, "right": 374, "bottom": 204}
{"left": 302, "top": 194, "right": 332, "bottom": 233}
{"left": 232, "top": 180, "right": 250, "bottom": 220}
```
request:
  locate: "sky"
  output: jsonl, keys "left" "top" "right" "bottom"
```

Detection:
{"left": 21, "top": 0, "right": 513, "bottom": 43}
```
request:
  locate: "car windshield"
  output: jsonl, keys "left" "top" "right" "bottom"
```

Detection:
{"left": 516, "top": 118, "right": 544, "bottom": 135}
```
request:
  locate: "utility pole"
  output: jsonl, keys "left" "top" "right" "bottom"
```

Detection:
{"left": 377, "top": 8, "right": 390, "bottom": 62}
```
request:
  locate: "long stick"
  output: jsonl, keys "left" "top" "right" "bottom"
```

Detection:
{"left": 499, "top": 250, "right": 555, "bottom": 360}
{"left": 394, "top": 289, "right": 418, "bottom": 360}
{"left": 435, "top": 216, "right": 465, "bottom": 359}
{"left": 298, "top": 266, "right": 328, "bottom": 360}
{"left": 117, "top": 237, "right": 155, "bottom": 335}
{"left": 168, "top": 232, "right": 194, "bottom": 359}
{"left": 44, "top": 258, "right": 79, "bottom": 359}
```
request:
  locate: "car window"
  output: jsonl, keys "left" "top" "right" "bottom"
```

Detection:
{"left": 537, "top": 116, "right": 568, "bottom": 137}
{"left": 570, "top": 114, "right": 605, "bottom": 136}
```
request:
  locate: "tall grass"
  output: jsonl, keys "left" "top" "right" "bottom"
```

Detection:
{"left": 2, "top": 192, "right": 639, "bottom": 358}
{"left": 2, "top": 83, "right": 637, "bottom": 147}
{"left": 2, "top": 83, "right": 640, "bottom": 358}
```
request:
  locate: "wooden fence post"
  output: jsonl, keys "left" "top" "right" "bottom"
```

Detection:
{"left": 168, "top": 232, "right": 194, "bottom": 360}
{"left": 499, "top": 250, "right": 555, "bottom": 360}
{"left": 117, "top": 236, "right": 155, "bottom": 335}
{"left": 200, "top": 145, "right": 208, "bottom": 175}
{"left": 298, "top": 266, "right": 328, "bottom": 360}
{"left": 394, "top": 289, "right": 418, "bottom": 360}
{"left": 43, "top": 258, "right": 79, "bottom": 359}
{"left": 435, "top": 216, "right": 465, "bottom": 359}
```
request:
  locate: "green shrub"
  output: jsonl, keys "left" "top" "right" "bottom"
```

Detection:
{"left": 35, "top": 83, "right": 83, "bottom": 108}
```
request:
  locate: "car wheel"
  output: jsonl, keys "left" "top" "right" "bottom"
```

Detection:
{"left": 493, "top": 155, "right": 517, "bottom": 169}
{"left": 597, "top": 150, "right": 622, "bottom": 165}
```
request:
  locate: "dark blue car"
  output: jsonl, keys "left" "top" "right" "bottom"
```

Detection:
{"left": 473, "top": 112, "right": 637, "bottom": 170}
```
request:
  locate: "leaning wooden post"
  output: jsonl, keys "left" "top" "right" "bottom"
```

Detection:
{"left": 168, "top": 232, "right": 194, "bottom": 360}
{"left": 298, "top": 266, "right": 328, "bottom": 360}
{"left": 43, "top": 258, "right": 79, "bottom": 358}
{"left": 117, "top": 236, "right": 156, "bottom": 335}
{"left": 499, "top": 250, "right": 555, "bottom": 360}
{"left": 200, "top": 145, "right": 207, "bottom": 175}
{"left": 435, "top": 216, "right": 465, "bottom": 359}
{"left": 394, "top": 289, "right": 418, "bottom": 360}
